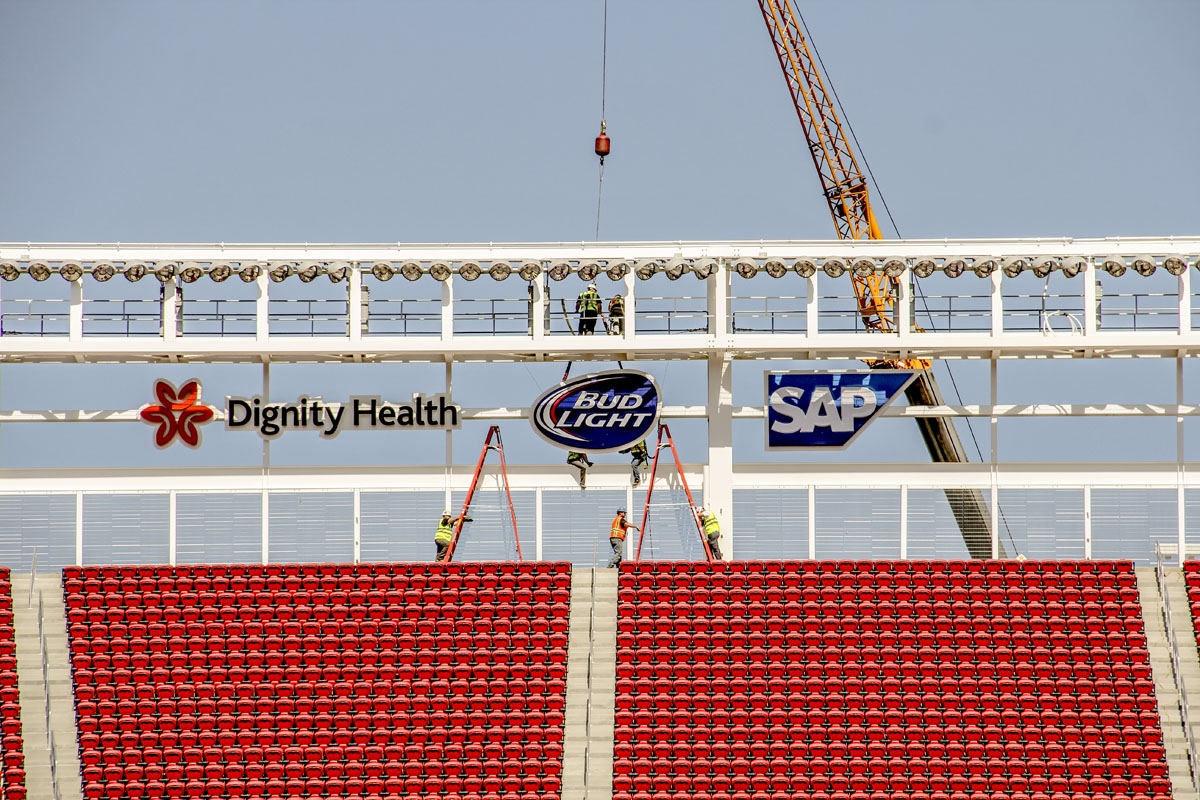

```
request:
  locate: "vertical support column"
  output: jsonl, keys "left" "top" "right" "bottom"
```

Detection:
{"left": 1179, "top": 356, "right": 1187, "bottom": 565}
{"left": 445, "top": 361, "right": 454, "bottom": 512}
{"left": 990, "top": 485, "right": 1000, "bottom": 559}
{"left": 806, "top": 274, "right": 819, "bottom": 338}
{"left": 261, "top": 490, "right": 270, "bottom": 565}
{"left": 75, "top": 492, "right": 84, "bottom": 567}
{"left": 530, "top": 274, "right": 545, "bottom": 340}
{"left": 535, "top": 488, "right": 544, "bottom": 561}
{"left": 353, "top": 489, "right": 362, "bottom": 564}
{"left": 991, "top": 359, "right": 1000, "bottom": 559}
{"left": 69, "top": 279, "right": 84, "bottom": 342}
{"left": 807, "top": 486, "right": 816, "bottom": 559}
{"left": 1179, "top": 266, "right": 1192, "bottom": 335}
{"left": 1083, "top": 486, "right": 1092, "bottom": 559}
{"left": 261, "top": 361, "right": 271, "bottom": 566}
{"left": 168, "top": 491, "right": 177, "bottom": 566}
{"left": 897, "top": 266, "right": 912, "bottom": 336}
{"left": 623, "top": 270, "right": 636, "bottom": 340}
{"left": 255, "top": 271, "right": 270, "bottom": 341}
{"left": 441, "top": 278, "right": 454, "bottom": 342}
{"left": 990, "top": 270, "right": 1003, "bottom": 338}
{"left": 899, "top": 484, "right": 908, "bottom": 560}
{"left": 990, "top": 359, "right": 999, "bottom": 463}
{"left": 707, "top": 261, "right": 729, "bottom": 343}
{"left": 348, "top": 266, "right": 363, "bottom": 343}
{"left": 707, "top": 354, "right": 733, "bottom": 560}
{"left": 1084, "top": 259, "right": 1098, "bottom": 336}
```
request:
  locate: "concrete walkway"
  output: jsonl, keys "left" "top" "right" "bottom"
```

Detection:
{"left": 561, "top": 568, "right": 618, "bottom": 800}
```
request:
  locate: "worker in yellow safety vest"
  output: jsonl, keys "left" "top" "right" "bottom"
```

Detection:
{"left": 607, "top": 508, "right": 640, "bottom": 568}
{"left": 618, "top": 440, "right": 649, "bottom": 486}
{"left": 434, "top": 509, "right": 471, "bottom": 563}
{"left": 576, "top": 284, "right": 602, "bottom": 335}
{"left": 697, "top": 507, "right": 722, "bottom": 559}
{"left": 567, "top": 451, "right": 594, "bottom": 489}
{"left": 608, "top": 293, "right": 626, "bottom": 335}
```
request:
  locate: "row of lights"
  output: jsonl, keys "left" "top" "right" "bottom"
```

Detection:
{"left": 1, "top": 255, "right": 1195, "bottom": 283}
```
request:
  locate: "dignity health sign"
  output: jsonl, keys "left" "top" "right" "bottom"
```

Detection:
{"left": 765, "top": 370, "right": 916, "bottom": 449}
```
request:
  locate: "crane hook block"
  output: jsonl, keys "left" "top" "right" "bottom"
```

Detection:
{"left": 595, "top": 120, "right": 611, "bottom": 160}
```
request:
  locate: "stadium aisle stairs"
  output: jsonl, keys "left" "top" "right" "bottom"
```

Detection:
{"left": 12, "top": 573, "right": 82, "bottom": 800}
{"left": 1136, "top": 568, "right": 1200, "bottom": 800}
{"left": 562, "top": 568, "right": 618, "bottom": 800}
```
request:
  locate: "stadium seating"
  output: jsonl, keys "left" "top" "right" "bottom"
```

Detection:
{"left": 63, "top": 562, "right": 571, "bottom": 800}
{"left": 1186, "top": 561, "right": 1200, "bottom": 649}
{"left": 614, "top": 559, "right": 1171, "bottom": 800}
{"left": 0, "top": 569, "right": 23, "bottom": 800}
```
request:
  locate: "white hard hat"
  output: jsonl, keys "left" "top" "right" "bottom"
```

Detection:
{"left": 697, "top": 507, "right": 706, "bottom": 515}
{"left": 442, "top": 509, "right": 452, "bottom": 516}
{"left": 588, "top": 283, "right": 597, "bottom": 290}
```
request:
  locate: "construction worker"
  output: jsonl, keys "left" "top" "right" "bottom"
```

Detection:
{"left": 576, "top": 283, "right": 602, "bottom": 335}
{"left": 608, "top": 293, "right": 626, "bottom": 336}
{"left": 607, "top": 508, "right": 640, "bottom": 568}
{"left": 697, "top": 507, "right": 722, "bottom": 559}
{"left": 434, "top": 509, "right": 470, "bottom": 563}
{"left": 567, "top": 450, "right": 594, "bottom": 489}
{"left": 618, "top": 440, "right": 650, "bottom": 486}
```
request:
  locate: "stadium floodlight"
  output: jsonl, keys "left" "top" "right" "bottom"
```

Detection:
{"left": 238, "top": 262, "right": 262, "bottom": 282}
{"left": 822, "top": 258, "right": 846, "bottom": 278}
{"left": 458, "top": 262, "right": 482, "bottom": 281}
{"left": 1060, "top": 257, "right": 1086, "bottom": 278}
{"left": 1163, "top": 257, "right": 1187, "bottom": 276}
{"left": 547, "top": 261, "right": 571, "bottom": 281}
{"left": 692, "top": 259, "right": 718, "bottom": 280}
{"left": 605, "top": 261, "right": 629, "bottom": 281}
{"left": 1102, "top": 256, "right": 1126, "bottom": 277}
{"left": 519, "top": 262, "right": 542, "bottom": 281}
{"left": 267, "top": 262, "right": 293, "bottom": 283}
{"left": 972, "top": 259, "right": 997, "bottom": 278}
{"left": 793, "top": 259, "right": 817, "bottom": 278}
{"left": 763, "top": 259, "right": 788, "bottom": 278}
{"left": 913, "top": 259, "right": 936, "bottom": 278}
{"left": 59, "top": 262, "right": 84, "bottom": 282}
{"left": 488, "top": 262, "right": 512, "bottom": 281}
{"left": 209, "top": 263, "right": 233, "bottom": 282}
{"left": 0, "top": 262, "right": 20, "bottom": 281}
{"left": 1000, "top": 258, "right": 1027, "bottom": 278}
{"left": 28, "top": 262, "right": 51, "bottom": 281}
{"left": 578, "top": 262, "right": 600, "bottom": 281}
{"left": 123, "top": 262, "right": 147, "bottom": 282}
{"left": 943, "top": 259, "right": 966, "bottom": 278}
{"left": 1031, "top": 257, "right": 1058, "bottom": 279}
{"left": 296, "top": 261, "right": 321, "bottom": 283}
{"left": 851, "top": 259, "right": 875, "bottom": 278}
{"left": 664, "top": 259, "right": 688, "bottom": 280}
{"left": 1132, "top": 256, "right": 1156, "bottom": 277}
{"left": 154, "top": 261, "right": 179, "bottom": 282}
{"left": 634, "top": 260, "right": 659, "bottom": 280}
{"left": 179, "top": 262, "right": 204, "bottom": 283}
{"left": 429, "top": 262, "right": 452, "bottom": 282}
{"left": 882, "top": 259, "right": 906, "bottom": 279}
{"left": 399, "top": 261, "right": 423, "bottom": 281}
{"left": 733, "top": 259, "right": 758, "bottom": 279}
{"left": 91, "top": 262, "right": 116, "bottom": 282}
{"left": 326, "top": 261, "right": 349, "bottom": 283}
{"left": 371, "top": 261, "right": 395, "bottom": 281}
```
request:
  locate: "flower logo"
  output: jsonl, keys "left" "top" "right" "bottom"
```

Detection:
{"left": 140, "top": 378, "right": 215, "bottom": 448}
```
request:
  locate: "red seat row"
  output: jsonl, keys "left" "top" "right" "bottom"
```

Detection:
{"left": 0, "top": 569, "right": 24, "bottom": 800}
{"left": 1184, "top": 562, "right": 1200, "bottom": 651}
{"left": 67, "top": 561, "right": 572, "bottom": 579}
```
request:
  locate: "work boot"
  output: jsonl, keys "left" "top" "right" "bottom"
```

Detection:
{"left": 580, "top": 472, "right": 587, "bottom": 490}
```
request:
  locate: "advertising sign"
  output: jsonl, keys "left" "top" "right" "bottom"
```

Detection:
{"left": 530, "top": 369, "right": 660, "bottom": 453}
{"left": 765, "top": 370, "right": 916, "bottom": 449}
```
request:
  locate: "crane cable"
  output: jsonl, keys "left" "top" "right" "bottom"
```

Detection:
{"left": 594, "top": 0, "right": 609, "bottom": 241}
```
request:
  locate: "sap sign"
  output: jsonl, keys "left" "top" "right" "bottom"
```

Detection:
{"left": 766, "top": 370, "right": 917, "bottom": 449}
{"left": 531, "top": 370, "right": 660, "bottom": 453}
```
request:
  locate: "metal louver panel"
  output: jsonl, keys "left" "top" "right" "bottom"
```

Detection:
{"left": 176, "top": 493, "right": 263, "bottom": 564}
{"left": 268, "top": 492, "right": 353, "bottom": 563}
{"left": 82, "top": 494, "right": 169, "bottom": 565}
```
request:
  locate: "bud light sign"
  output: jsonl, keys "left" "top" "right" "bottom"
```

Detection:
{"left": 766, "top": 370, "right": 916, "bottom": 449}
{"left": 531, "top": 370, "right": 660, "bottom": 453}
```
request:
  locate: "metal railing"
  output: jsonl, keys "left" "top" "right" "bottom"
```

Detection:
{"left": 1154, "top": 543, "right": 1200, "bottom": 794}
{"left": 633, "top": 297, "right": 709, "bottom": 335}
{"left": 0, "top": 300, "right": 71, "bottom": 336}
{"left": 268, "top": 299, "right": 349, "bottom": 336}
{"left": 81, "top": 299, "right": 163, "bottom": 336}
{"left": 363, "top": 299, "right": 440, "bottom": 336}
{"left": 453, "top": 298, "right": 531, "bottom": 337}
{"left": 731, "top": 297, "right": 806, "bottom": 334}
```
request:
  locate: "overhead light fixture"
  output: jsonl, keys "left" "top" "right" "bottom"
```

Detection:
{"left": 92, "top": 262, "right": 116, "bottom": 282}
{"left": 371, "top": 262, "right": 395, "bottom": 281}
{"left": 634, "top": 260, "right": 658, "bottom": 280}
{"left": 605, "top": 261, "right": 629, "bottom": 281}
{"left": 1132, "top": 256, "right": 1156, "bottom": 277}
{"left": 882, "top": 259, "right": 906, "bottom": 279}
{"left": 692, "top": 259, "right": 718, "bottom": 279}
{"left": 268, "top": 262, "right": 292, "bottom": 283}
{"left": 154, "top": 261, "right": 179, "bottom": 282}
{"left": 972, "top": 259, "right": 997, "bottom": 278}
{"left": 458, "top": 262, "right": 482, "bottom": 281}
{"left": 943, "top": 259, "right": 966, "bottom": 279}
{"left": 238, "top": 262, "right": 262, "bottom": 282}
{"left": 793, "top": 259, "right": 817, "bottom": 278}
{"left": 519, "top": 262, "right": 542, "bottom": 281}
{"left": 59, "top": 262, "right": 83, "bottom": 282}
{"left": 29, "top": 262, "right": 51, "bottom": 281}
{"left": 664, "top": 259, "right": 688, "bottom": 280}
{"left": 1163, "top": 257, "right": 1187, "bottom": 276}
{"left": 209, "top": 263, "right": 233, "bottom": 282}
{"left": 578, "top": 262, "right": 600, "bottom": 281}
{"left": 1060, "top": 257, "right": 1086, "bottom": 278}
{"left": 123, "top": 262, "right": 147, "bottom": 282}
{"left": 429, "top": 262, "right": 452, "bottom": 282}
{"left": 763, "top": 259, "right": 787, "bottom": 278}
{"left": 488, "top": 262, "right": 512, "bottom": 281}
{"left": 822, "top": 258, "right": 846, "bottom": 278}
{"left": 912, "top": 259, "right": 936, "bottom": 278}
{"left": 179, "top": 262, "right": 204, "bottom": 283}
{"left": 851, "top": 259, "right": 875, "bottom": 278}
{"left": 1031, "top": 257, "right": 1057, "bottom": 279}
{"left": 326, "top": 261, "right": 349, "bottom": 283}
{"left": 1102, "top": 257, "right": 1126, "bottom": 277}
{"left": 0, "top": 262, "right": 21, "bottom": 281}
{"left": 1000, "top": 258, "right": 1026, "bottom": 278}
{"left": 547, "top": 261, "right": 570, "bottom": 281}
{"left": 733, "top": 259, "right": 758, "bottom": 279}
{"left": 296, "top": 261, "right": 321, "bottom": 283}
{"left": 399, "top": 261, "right": 423, "bottom": 281}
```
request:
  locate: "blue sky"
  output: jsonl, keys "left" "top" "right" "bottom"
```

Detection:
{"left": 1, "top": 1, "right": 1198, "bottom": 469}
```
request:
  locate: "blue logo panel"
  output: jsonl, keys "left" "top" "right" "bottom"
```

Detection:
{"left": 531, "top": 370, "right": 661, "bottom": 453}
{"left": 765, "top": 370, "right": 917, "bottom": 449}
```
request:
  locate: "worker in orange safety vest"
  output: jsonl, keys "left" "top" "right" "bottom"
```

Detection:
{"left": 607, "top": 508, "right": 640, "bottom": 568}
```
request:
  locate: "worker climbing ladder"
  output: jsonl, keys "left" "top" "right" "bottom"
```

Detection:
{"left": 444, "top": 425, "right": 523, "bottom": 563}
{"left": 633, "top": 423, "right": 712, "bottom": 562}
